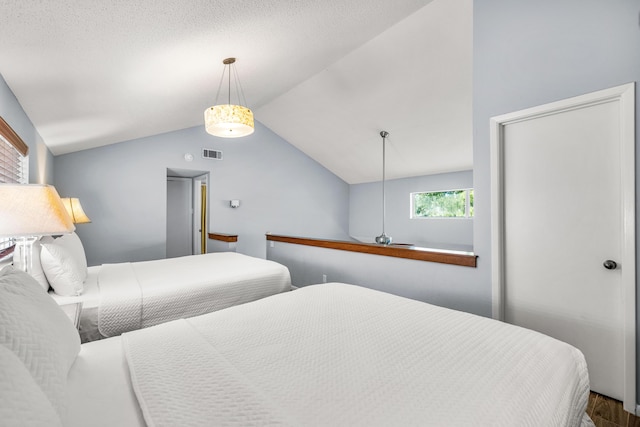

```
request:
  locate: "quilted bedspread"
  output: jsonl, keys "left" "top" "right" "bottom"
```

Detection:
{"left": 122, "top": 283, "right": 592, "bottom": 427}
{"left": 98, "top": 252, "right": 291, "bottom": 337}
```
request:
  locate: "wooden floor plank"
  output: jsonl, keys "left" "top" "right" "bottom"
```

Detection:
{"left": 589, "top": 391, "right": 639, "bottom": 427}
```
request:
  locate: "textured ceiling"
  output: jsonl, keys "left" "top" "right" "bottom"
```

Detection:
{"left": 0, "top": 0, "right": 472, "bottom": 184}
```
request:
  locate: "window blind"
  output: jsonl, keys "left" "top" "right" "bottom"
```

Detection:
{"left": 0, "top": 117, "right": 29, "bottom": 257}
{"left": 0, "top": 136, "right": 26, "bottom": 183}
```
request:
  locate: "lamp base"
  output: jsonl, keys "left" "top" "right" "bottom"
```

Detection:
{"left": 13, "top": 236, "right": 37, "bottom": 274}
{"left": 375, "top": 233, "right": 392, "bottom": 246}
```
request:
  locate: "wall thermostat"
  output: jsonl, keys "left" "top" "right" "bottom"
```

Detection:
{"left": 230, "top": 200, "right": 240, "bottom": 208}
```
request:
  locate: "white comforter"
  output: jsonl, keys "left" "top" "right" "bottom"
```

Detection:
{"left": 122, "top": 283, "right": 592, "bottom": 426}
{"left": 98, "top": 252, "right": 291, "bottom": 337}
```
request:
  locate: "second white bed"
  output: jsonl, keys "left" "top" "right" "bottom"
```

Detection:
{"left": 50, "top": 252, "right": 291, "bottom": 341}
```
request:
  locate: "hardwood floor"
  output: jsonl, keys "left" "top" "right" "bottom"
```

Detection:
{"left": 587, "top": 392, "right": 640, "bottom": 427}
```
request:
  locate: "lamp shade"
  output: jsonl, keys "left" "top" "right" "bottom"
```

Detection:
{"left": 61, "top": 197, "right": 91, "bottom": 224}
{"left": 204, "top": 104, "right": 254, "bottom": 138}
{"left": 0, "top": 184, "right": 75, "bottom": 237}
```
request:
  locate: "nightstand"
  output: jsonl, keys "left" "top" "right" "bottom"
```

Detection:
{"left": 58, "top": 302, "right": 83, "bottom": 330}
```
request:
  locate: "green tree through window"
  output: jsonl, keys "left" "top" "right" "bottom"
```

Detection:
{"left": 412, "top": 189, "right": 474, "bottom": 218}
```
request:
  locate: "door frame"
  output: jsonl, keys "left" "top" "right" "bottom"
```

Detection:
{"left": 192, "top": 173, "right": 209, "bottom": 255}
{"left": 490, "top": 83, "right": 636, "bottom": 412}
{"left": 166, "top": 168, "right": 210, "bottom": 256}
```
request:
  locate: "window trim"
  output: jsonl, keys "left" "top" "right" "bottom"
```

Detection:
{"left": 410, "top": 188, "right": 474, "bottom": 219}
{"left": 0, "top": 116, "right": 28, "bottom": 156}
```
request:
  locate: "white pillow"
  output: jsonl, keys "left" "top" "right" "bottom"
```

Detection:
{"left": 0, "top": 267, "right": 80, "bottom": 419}
{"left": 53, "top": 232, "right": 88, "bottom": 281}
{"left": 40, "top": 234, "right": 85, "bottom": 296}
{"left": 12, "top": 237, "right": 49, "bottom": 291}
{"left": 64, "top": 232, "right": 88, "bottom": 282}
{"left": 0, "top": 345, "right": 62, "bottom": 427}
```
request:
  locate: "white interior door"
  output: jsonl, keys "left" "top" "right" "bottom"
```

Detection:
{"left": 491, "top": 84, "right": 635, "bottom": 411}
{"left": 166, "top": 177, "right": 193, "bottom": 258}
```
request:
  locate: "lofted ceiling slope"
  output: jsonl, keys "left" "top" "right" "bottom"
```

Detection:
{"left": 0, "top": 0, "right": 472, "bottom": 184}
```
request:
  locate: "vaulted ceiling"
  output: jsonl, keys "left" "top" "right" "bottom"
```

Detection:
{"left": 0, "top": 0, "right": 472, "bottom": 184}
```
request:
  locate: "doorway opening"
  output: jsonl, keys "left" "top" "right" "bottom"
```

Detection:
{"left": 166, "top": 168, "right": 210, "bottom": 258}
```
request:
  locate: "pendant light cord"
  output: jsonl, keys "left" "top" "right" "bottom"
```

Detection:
{"left": 227, "top": 63, "right": 231, "bottom": 105}
{"left": 375, "top": 131, "right": 391, "bottom": 245}
{"left": 380, "top": 131, "right": 389, "bottom": 236}
{"left": 382, "top": 133, "right": 386, "bottom": 235}
{"left": 232, "top": 63, "right": 249, "bottom": 108}
{"left": 212, "top": 59, "right": 249, "bottom": 108}
{"left": 213, "top": 65, "right": 226, "bottom": 106}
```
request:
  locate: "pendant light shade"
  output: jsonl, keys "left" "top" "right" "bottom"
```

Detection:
{"left": 204, "top": 58, "right": 254, "bottom": 138}
{"left": 204, "top": 104, "right": 254, "bottom": 138}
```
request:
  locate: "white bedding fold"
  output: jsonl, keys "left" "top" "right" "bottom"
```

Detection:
{"left": 122, "top": 283, "right": 591, "bottom": 427}
{"left": 123, "top": 320, "right": 293, "bottom": 426}
{"left": 97, "top": 262, "right": 142, "bottom": 337}
{"left": 98, "top": 252, "right": 291, "bottom": 337}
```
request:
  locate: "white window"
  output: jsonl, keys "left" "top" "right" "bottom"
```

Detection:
{"left": 411, "top": 188, "right": 474, "bottom": 218}
{"left": 0, "top": 117, "right": 29, "bottom": 259}
{"left": 0, "top": 136, "right": 28, "bottom": 184}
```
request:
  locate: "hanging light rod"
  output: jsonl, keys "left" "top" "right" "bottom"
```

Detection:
{"left": 375, "top": 130, "right": 392, "bottom": 245}
{"left": 204, "top": 57, "right": 255, "bottom": 138}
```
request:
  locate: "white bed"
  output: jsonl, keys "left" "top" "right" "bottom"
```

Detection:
{"left": 48, "top": 265, "right": 102, "bottom": 342}
{"left": 0, "top": 266, "right": 595, "bottom": 427}
{"left": 48, "top": 252, "right": 292, "bottom": 342}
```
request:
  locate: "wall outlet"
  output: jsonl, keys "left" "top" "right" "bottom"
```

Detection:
{"left": 270, "top": 241, "right": 274, "bottom": 248}
{"left": 322, "top": 274, "right": 327, "bottom": 283}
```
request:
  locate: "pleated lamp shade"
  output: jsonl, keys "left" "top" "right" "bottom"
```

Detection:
{"left": 61, "top": 197, "right": 91, "bottom": 224}
{"left": 0, "top": 184, "right": 75, "bottom": 237}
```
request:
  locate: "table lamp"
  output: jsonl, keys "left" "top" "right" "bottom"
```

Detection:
{"left": 61, "top": 197, "right": 91, "bottom": 224}
{"left": 0, "top": 184, "right": 75, "bottom": 273}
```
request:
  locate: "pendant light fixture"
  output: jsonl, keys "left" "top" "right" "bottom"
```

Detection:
{"left": 204, "top": 58, "right": 254, "bottom": 138}
{"left": 375, "top": 131, "right": 392, "bottom": 245}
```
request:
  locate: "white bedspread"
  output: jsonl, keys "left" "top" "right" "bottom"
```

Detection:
{"left": 98, "top": 252, "right": 291, "bottom": 337}
{"left": 122, "top": 283, "right": 591, "bottom": 426}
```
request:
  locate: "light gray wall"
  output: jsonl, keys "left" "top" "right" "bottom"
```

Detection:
{"left": 54, "top": 122, "right": 350, "bottom": 266}
{"left": 268, "top": 242, "right": 482, "bottom": 315}
{"left": 473, "top": 0, "right": 640, "bottom": 404}
{"left": 207, "top": 239, "right": 236, "bottom": 253}
{"left": 0, "top": 74, "right": 54, "bottom": 184}
{"left": 349, "top": 171, "right": 473, "bottom": 250}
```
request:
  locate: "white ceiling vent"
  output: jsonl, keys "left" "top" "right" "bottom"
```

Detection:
{"left": 202, "top": 148, "right": 223, "bottom": 160}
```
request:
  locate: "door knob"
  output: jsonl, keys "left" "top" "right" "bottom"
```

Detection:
{"left": 603, "top": 260, "right": 618, "bottom": 270}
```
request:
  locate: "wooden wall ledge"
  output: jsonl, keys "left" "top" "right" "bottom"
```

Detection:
{"left": 266, "top": 234, "right": 477, "bottom": 268}
{"left": 208, "top": 232, "right": 238, "bottom": 243}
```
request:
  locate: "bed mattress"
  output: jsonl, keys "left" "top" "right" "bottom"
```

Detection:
{"left": 49, "top": 266, "right": 102, "bottom": 343}
{"left": 98, "top": 252, "right": 291, "bottom": 337}
{"left": 107, "top": 283, "right": 591, "bottom": 427}
{"left": 65, "top": 336, "right": 144, "bottom": 427}
{"left": 51, "top": 253, "right": 291, "bottom": 342}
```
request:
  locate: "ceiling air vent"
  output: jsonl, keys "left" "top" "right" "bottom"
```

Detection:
{"left": 202, "top": 148, "right": 223, "bottom": 160}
